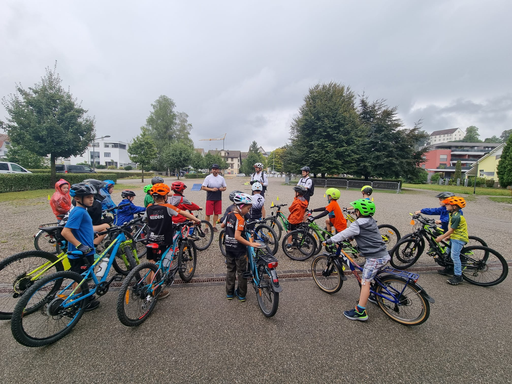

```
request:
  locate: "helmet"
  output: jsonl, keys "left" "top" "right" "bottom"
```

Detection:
{"left": 83, "top": 179, "right": 106, "bottom": 190}
{"left": 103, "top": 179, "right": 115, "bottom": 188}
{"left": 350, "top": 199, "right": 376, "bottom": 216}
{"left": 436, "top": 191, "right": 455, "bottom": 199}
{"left": 293, "top": 185, "right": 307, "bottom": 195}
{"left": 121, "top": 190, "right": 136, "bottom": 198}
{"left": 143, "top": 184, "right": 153, "bottom": 194}
{"left": 229, "top": 190, "right": 243, "bottom": 202}
{"left": 252, "top": 181, "right": 263, "bottom": 191}
{"left": 361, "top": 185, "right": 373, "bottom": 195}
{"left": 326, "top": 188, "right": 341, "bottom": 200}
{"left": 151, "top": 176, "right": 164, "bottom": 185}
{"left": 301, "top": 166, "right": 310, "bottom": 173}
{"left": 254, "top": 162, "right": 264, "bottom": 169}
{"left": 150, "top": 183, "right": 171, "bottom": 196}
{"left": 70, "top": 183, "right": 97, "bottom": 197}
{"left": 171, "top": 181, "right": 187, "bottom": 193}
{"left": 443, "top": 196, "right": 466, "bottom": 209}
{"left": 233, "top": 193, "right": 253, "bottom": 206}
{"left": 211, "top": 164, "right": 220, "bottom": 169}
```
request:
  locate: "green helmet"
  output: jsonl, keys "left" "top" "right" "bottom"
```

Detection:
{"left": 350, "top": 199, "right": 375, "bottom": 216}
{"left": 144, "top": 184, "right": 153, "bottom": 194}
{"left": 326, "top": 188, "right": 341, "bottom": 200}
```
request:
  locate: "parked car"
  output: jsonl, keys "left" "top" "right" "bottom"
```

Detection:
{"left": 56, "top": 164, "right": 96, "bottom": 173}
{"left": 0, "top": 162, "right": 32, "bottom": 174}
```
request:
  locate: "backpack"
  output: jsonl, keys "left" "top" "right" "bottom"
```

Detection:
{"left": 251, "top": 171, "right": 267, "bottom": 191}
{"left": 309, "top": 178, "right": 315, "bottom": 196}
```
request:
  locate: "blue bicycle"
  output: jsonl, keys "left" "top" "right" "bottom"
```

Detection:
{"left": 10, "top": 223, "right": 139, "bottom": 347}
{"left": 311, "top": 243, "right": 434, "bottom": 326}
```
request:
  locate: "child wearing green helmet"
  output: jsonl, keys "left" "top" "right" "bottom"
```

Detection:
{"left": 143, "top": 184, "right": 154, "bottom": 208}
{"left": 326, "top": 198, "right": 390, "bottom": 322}
{"left": 308, "top": 188, "right": 347, "bottom": 234}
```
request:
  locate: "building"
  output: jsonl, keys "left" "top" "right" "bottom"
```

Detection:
{"left": 0, "top": 134, "right": 9, "bottom": 159}
{"left": 429, "top": 128, "right": 465, "bottom": 144}
{"left": 208, "top": 149, "right": 242, "bottom": 175}
{"left": 465, "top": 143, "right": 505, "bottom": 181}
{"left": 62, "top": 137, "right": 133, "bottom": 168}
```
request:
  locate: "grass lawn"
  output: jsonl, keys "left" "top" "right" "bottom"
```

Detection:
{"left": 489, "top": 197, "right": 512, "bottom": 204}
{"left": 401, "top": 183, "right": 512, "bottom": 196}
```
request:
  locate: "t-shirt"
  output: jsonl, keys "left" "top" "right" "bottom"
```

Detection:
{"left": 251, "top": 171, "right": 268, "bottom": 187}
{"left": 449, "top": 211, "right": 468, "bottom": 243}
{"left": 223, "top": 211, "right": 247, "bottom": 257}
{"left": 202, "top": 174, "right": 227, "bottom": 201}
{"left": 326, "top": 199, "right": 347, "bottom": 232}
{"left": 65, "top": 206, "right": 95, "bottom": 259}
{"left": 250, "top": 193, "right": 265, "bottom": 219}
{"left": 144, "top": 204, "right": 179, "bottom": 245}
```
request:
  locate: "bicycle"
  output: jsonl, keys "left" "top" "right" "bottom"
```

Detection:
{"left": 390, "top": 214, "right": 507, "bottom": 286}
{"left": 219, "top": 220, "right": 278, "bottom": 256}
{"left": 116, "top": 221, "right": 197, "bottom": 326}
{"left": 188, "top": 209, "right": 214, "bottom": 251}
{"left": 311, "top": 243, "right": 434, "bottom": 326}
{"left": 264, "top": 203, "right": 290, "bottom": 241}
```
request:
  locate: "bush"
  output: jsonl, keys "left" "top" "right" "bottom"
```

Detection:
{"left": 124, "top": 165, "right": 133, "bottom": 171}
{"left": 184, "top": 173, "right": 207, "bottom": 179}
{"left": 468, "top": 177, "right": 487, "bottom": 187}
{"left": 107, "top": 165, "right": 117, "bottom": 170}
{"left": 0, "top": 173, "right": 118, "bottom": 193}
{"left": 27, "top": 169, "right": 51, "bottom": 173}
{"left": 430, "top": 173, "right": 442, "bottom": 184}
{"left": 486, "top": 178, "right": 495, "bottom": 188}
{"left": 96, "top": 164, "right": 107, "bottom": 169}
{"left": 405, "top": 168, "right": 428, "bottom": 184}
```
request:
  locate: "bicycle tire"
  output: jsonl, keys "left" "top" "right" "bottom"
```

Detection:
{"left": 390, "top": 238, "right": 423, "bottom": 270}
{"left": 192, "top": 220, "right": 214, "bottom": 251}
{"left": 267, "top": 217, "right": 283, "bottom": 242}
{"left": 256, "top": 265, "right": 279, "bottom": 317}
{"left": 281, "top": 230, "right": 316, "bottom": 261}
{"left": 34, "top": 229, "right": 60, "bottom": 254}
{"left": 219, "top": 229, "right": 227, "bottom": 257}
{"left": 178, "top": 240, "right": 197, "bottom": 283}
{"left": 375, "top": 275, "right": 430, "bottom": 326}
{"left": 460, "top": 246, "right": 508, "bottom": 286}
{"left": 467, "top": 235, "right": 488, "bottom": 248}
{"left": 117, "top": 262, "right": 160, "bottom": 327}
{"left": 311, "top": 254, "right": 344, "bottom": 294}
{"left": 11, "top": 271, "right": 87, "bottom": 347}
{"left": 112, "top": 241, "right": 138, "bottom": 275}
{"left": 0, "top": 250, "right": 65, "bottom": 320}
{"left": 254, "top": 224, "right": 278, "bottom": 256}
{"left": 131, "top": 223, "right": 148, "bottom": 258}
{"left": 378, "top": 224, "right": 401, "bottom": 251}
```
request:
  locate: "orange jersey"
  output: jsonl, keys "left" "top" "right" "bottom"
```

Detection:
{"left": 326, "top": 199, "right": 347, "bottom": 232}
{"left": 288, "top": 196, "right": 308, "bottom": 225}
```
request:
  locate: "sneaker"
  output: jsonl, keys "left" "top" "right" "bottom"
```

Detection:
{"left": 235, "top": 289, "right": 246, "bottom": 302}
{"left": 226, "top": 293, "right": 234, "bottom": 300}
{"left": 438, "top": 267, "right": 454, "bottom": 276}
{"left": 368, "top": 294, "right": 377, "bottom": 305}
{"left": 213, "top": 227, "right": 218, "bottom": 233}
{"left": 158, "top": 290, "right": 170, "bottom": 299}
{"left": 447, "top": 275, "right": 463, "bottom": 285}
{"left": 344, "top": 307, "right": 368, "bottom": 322}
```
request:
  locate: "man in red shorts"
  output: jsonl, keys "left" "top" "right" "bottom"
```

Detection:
{"left": 201, "top": 164, "right": 227, "bottom": 232}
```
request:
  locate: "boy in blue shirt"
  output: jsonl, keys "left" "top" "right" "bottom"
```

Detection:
{"left": 414, "top": 192, "right": 463, "bottom": 233}
{"left": 115, "top": 190, "right": 146, "bottom": 226}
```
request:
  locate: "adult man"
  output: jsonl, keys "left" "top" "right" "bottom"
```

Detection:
{"left": 297, "top": 166, "right": 313, "bottom": 204}
{"left": 201, "top": 164, "right": 227, "bottom": 231}
{"left": 250, "top": 162, "right": 268, "bottom": 197}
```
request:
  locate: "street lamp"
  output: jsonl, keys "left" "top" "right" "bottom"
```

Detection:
{"left": 92, "top": 135, "right": 111, "bottom": 170}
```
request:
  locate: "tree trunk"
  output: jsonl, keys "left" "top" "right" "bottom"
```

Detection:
{"left": 141, "top": 168, "right": 145, "bottom": 183}
{"left": 50, "top": 153, "right": 56, "bottom": 186}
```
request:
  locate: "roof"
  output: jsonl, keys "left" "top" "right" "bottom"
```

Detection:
{"left": 207, "top": 149, "right": 241, "bottom": 159}
{"left": 430, "top": 128, "right": 460, "bottom": 136}
{"left": 465, "top": 143, "right": 505, "bottom": 175}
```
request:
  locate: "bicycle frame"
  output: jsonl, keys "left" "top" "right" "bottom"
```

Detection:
{"left": 269, "top": 204, "right": 290, "bottom": 231}
{"left": 245, "top": 233, "right": 281, "bottom": 293}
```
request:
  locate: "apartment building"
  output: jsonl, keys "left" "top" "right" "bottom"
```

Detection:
{"left": 429, "top": 128, "right": 465, "bottom": 144}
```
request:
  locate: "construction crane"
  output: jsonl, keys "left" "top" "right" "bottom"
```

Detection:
{"left": 199, "top": 133, "right": 227, "bottom": 150}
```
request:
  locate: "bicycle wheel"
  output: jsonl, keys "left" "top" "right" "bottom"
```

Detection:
{"left": 467, "top": 235, "right": 488, "bottom": 248}
{"left": 309, "top": 229, "right": 323, "bottom": 256}
{"left": 460, "top": 246, "right": 508, "bottom": 286}
{"left": 117, "top": 262, "right": 160, "bottom": 327}
{"left": 34, "top": 229, "right": 60, "bottom": 254}
{"left": 282, "top": 230, "right": 316, "bottom": 261}
{"left": 192, "top": 220, "right": 214, "bottom": 251}
{"left": 267, "top": 217, "right": 283, "bottom": 241}
{"left": 378, "top": 224, "right": 401, "bottom": 251}
{"left": 256, "top": 265, "right": 279, "bottom": 317}
{"left": 375, "top": 275, "right": 430, "bottom": 326}
{"left": 131, "top": 223, "right": 148, "bottom": 258}
{"left": 390, "top": 238, "right": 423, "bottom": 270}
{"left": 11, "top": 271, "right": 87, "bottom": 347}
{"left": 311, "top": 255, "right": 344, "bottom": 294}
{"left": 254, "top": 224, "right": 278, "bottom": 256}
{"left": 219, "top": 229, "right": 227, "bottom": 257}
{"left": 112, "top": 241, "right": 138, "bottom": 275}
{"left": 0, "top": 250, "right": 65, "bottom": 320}
{"left": 178, "top": 240, "right": 197, "bottom": 283}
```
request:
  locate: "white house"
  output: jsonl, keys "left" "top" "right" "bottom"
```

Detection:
{"left": 62, "top": 137, "right": 133, "bottom": 168}
{"left": 429, "top": 128, "right": 465, "bottom": 144}
{"left": 0, "top": 134, "right": 9, "bottom": 159}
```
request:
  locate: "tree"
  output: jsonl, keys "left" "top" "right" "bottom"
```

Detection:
{"left": 497, "top": 134, "right": 512, "bottom": 188}
{"left": 484, "top": 136, "right": 502, "bottom": 143}
{"left": 7, "top": 142, "right": 48, "bottom": 169}
{"left": 1, "top": 64, "right": 95, "bottom": 184}
{"left": 462, "top": 126, "right": 482, "bottom": 142}
{"left": 453, "top": 160, "right": 462, "bottom": 181}
{"left": 240, "top": 141, "right": 266, "bottom": 175}
{"left": 128, "top": 127, "right": 157, "bottom": 183}
{"left": 500, "top": 129, "right": 511, "bottom": 143}
{"left": 204, "top": 152, "right": 228, "bottom": 171}
{"left": 190, "top": 151, "right": 206, "bottom": 171}
{"left": 163, "top": 142, "right": 194, "bottom": 179}
{"left": 268, "top": 147, "right": 286, "bottom": 173}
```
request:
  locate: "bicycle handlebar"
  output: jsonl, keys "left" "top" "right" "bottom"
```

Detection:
{"left": 270, "top": 204, "right": 287, "bottom": 209}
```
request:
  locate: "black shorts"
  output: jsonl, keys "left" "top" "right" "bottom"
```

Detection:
{"left": 147, "top": 244, "right": 168, "bottom": 262}
{"left": 288, "top": 223, "right": 302, "bottom": 231}
{"left": 69, "top": 255, "right": 95, "bottom": 275}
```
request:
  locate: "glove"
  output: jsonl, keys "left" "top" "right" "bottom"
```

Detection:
{"left": 77, "top": 243, "right": 93, "bottom": 255}
{"left": 325, "top": 238, "right": 333, "bottom": 245}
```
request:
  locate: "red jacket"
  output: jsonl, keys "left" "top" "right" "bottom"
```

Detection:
{"left": 50, "top": 179, "right": 71, "bottom": 220}
{"left": 168, "top": 194, "right": 201, "bottom": 223}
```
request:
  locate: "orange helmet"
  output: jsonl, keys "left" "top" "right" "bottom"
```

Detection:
{"left": 150, "top": 183, "right": 171, "bottom": 196}
{"left": 443, "top": 196, "right": 466, "bottom": 209}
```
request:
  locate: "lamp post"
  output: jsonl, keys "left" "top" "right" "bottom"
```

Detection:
{"left": 92, "top": 135, "right": 111, "bottom": 170}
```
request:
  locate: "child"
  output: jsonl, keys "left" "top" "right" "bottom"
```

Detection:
{"left": 115, "top": 190, "right": 146, "bottom": 226}
{"left": 169, "top": 181, "right": 202, "bottom": 224}
{"left": 100, "top": 180, "right": 116, "bottom": 211}
{"left": 61, "top": 183, "right": 101, "bottom": 311}
{"left": 247, "top": 182, "right": 266, "bottom": 230}
{"left": 414, "top": 192, "right": 463, "bottom": 234}
{"left": 50, "top": 179, "right": 71, "bottom": 221}
{"left": 145, "top": 183, "right": 201, "bottom": 298}
{"left": 309, "top": 188, "right": 347, "bottom": 234}
{"left": 288, "top": 185, "right": 309, "bottom": 231}
{"left": 326, "top": 199, "right": 390, "bottom": 322}
{"left": 435, "top": 196, "right": 468, "bottom": 285}
{"left": 361, "top": 185, "right": 373, "bottom": 200}
{"left": 143, "top": 184, "right": 154, "bottom": 208}
{"left": 218, "top": 190, "right": 243, "bottom": 224}
{"left": 222, "top": 193, "right": 261, "bottom": 301}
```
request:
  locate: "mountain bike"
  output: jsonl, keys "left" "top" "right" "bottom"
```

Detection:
{"left": 390, "top": 214, "right": 507, "bottom": 286}
{"left": 10, "top": 225, "right": 139, "bottom": 347}
{"left": 116, "top": 221, "right": 197, "bottom": 326}
{"left": 311, "top": 243, "right": 434, "bottom": 326}
{"left": 219, "top": 221, "right": 279, "bottom": 256}
{"left": 264, "top": 204, "right": 290, "bottom": 241}
{"left": 189, "top": 209, "right": 214, "bottom": 251}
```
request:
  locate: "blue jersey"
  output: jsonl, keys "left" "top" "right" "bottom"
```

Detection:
{"left": 65, "top": 206, "right": 95, "bottom": 259}
{"left": 420, "top": 206, "right": 464, "bottom": 233}
{"left": 115, "top": 198, "right": 146, "bottom": 226}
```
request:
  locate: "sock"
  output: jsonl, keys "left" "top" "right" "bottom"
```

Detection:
{"left": 356, "top": 305, "right": 366, "bottom": 312}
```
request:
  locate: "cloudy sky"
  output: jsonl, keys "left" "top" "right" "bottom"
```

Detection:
{"left": 1, "top": 0, "right": 511, "bottom": 153}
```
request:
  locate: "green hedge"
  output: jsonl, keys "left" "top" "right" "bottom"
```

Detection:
{"left": 27, "top": 170, "right": 149, "bottom": 179}
{"left": 184, "top": 173, "right": 208, "bottom": 179}
{"left": 0, "top": 173, "right": 118, "bottom": 193}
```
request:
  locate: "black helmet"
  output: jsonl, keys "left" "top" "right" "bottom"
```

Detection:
{"left": 229, "top": 190, "right": 243, "bottom": 202}
{"left": 151, "top": 176, "right": 164, "bottom": 185}
{"left": 83, "top": 179, "right": 107, "bottom": 190}
{"left": 211, "top": 164, "right": 220, "bottom": 169}
{"left": 293, "top": 185, "right": 307, "bottom": 195}
{"left": 121, "top": 190, "right": 136, "bottom": 198}
{"left": 301, "top": 166, "right": 310, "bottom": 173}
{"left": 435, "top": 192, "right": 455, "bottom": 199}
{"left": 70, "top": 183, "right": 97, "bottom": 197}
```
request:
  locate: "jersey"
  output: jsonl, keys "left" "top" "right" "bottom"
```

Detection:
{"left": 449, "top": 211, "right": 468, "bottom": 243}
{"left": 145, "top": 203, "right": 180, "bottom": 245}
{"left": 326, "top": 199, "right": 347, "bottom": 232}
{"left": 169, "top": 194, "right": 201, "bottom": 223}
{"left": 223, "top": 211, "right": 247, "bottom": 257}
{"left": 250, "top": 193, "right": 265, "bottom": 220}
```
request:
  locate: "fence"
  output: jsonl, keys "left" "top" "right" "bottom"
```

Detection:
{"left": 287, "top": 176, "right": 401, "bottom": 193}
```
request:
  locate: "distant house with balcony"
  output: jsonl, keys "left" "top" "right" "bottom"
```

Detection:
{"left": 429, "top": 128, "right": 465, "bottom": 144}
{"left": 465, "top": 143, "right": 505, "bottom": 182}
{"left": 208, "top": 149, "right": 242, "bottom": 175}
{"left": 61, "top": 137, "right": 133, "bottom": 168}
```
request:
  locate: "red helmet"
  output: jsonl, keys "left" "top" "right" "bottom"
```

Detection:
{"left": 171, "top": 181, "right": 187, "bottom": 193}
{"left": 150, "top": 183, "right": 171, "bottom": 196}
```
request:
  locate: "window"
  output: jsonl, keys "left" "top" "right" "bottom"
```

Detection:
{"left": 92, "top": 142, "right": 100, "bottom": 147}
{"left": 90, "top": 151, "right": 100, "bottom": 159}
{"left": 439, "top": 155, "right": 447, "bottom": 161}
{"left": 104, "top": 152, "right": 111, "bottom": 158}
{"left": 0, "top": 163, "right": 9, "bottom": 171}
{"left": 119, "top": 144, "right": 126, "bottom": 150}
{"left": 11, "top": 164, "right": 26, "bottom": 172}
{"left": 104, "top": 143, "right": 110, "bottom": 148}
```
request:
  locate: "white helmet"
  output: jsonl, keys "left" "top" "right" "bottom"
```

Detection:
{"left": 251, "top": 181, "right": 263, "bottom": 191}
{"left": 254, "top": 162, "right": 264, "bottom": 169}
{"left": 233, "top": 193, "right": 253, "bottom": 206}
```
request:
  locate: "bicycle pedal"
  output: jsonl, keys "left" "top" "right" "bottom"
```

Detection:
{"left": 114, "top": 275, "right": 124, "bottom": 282}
